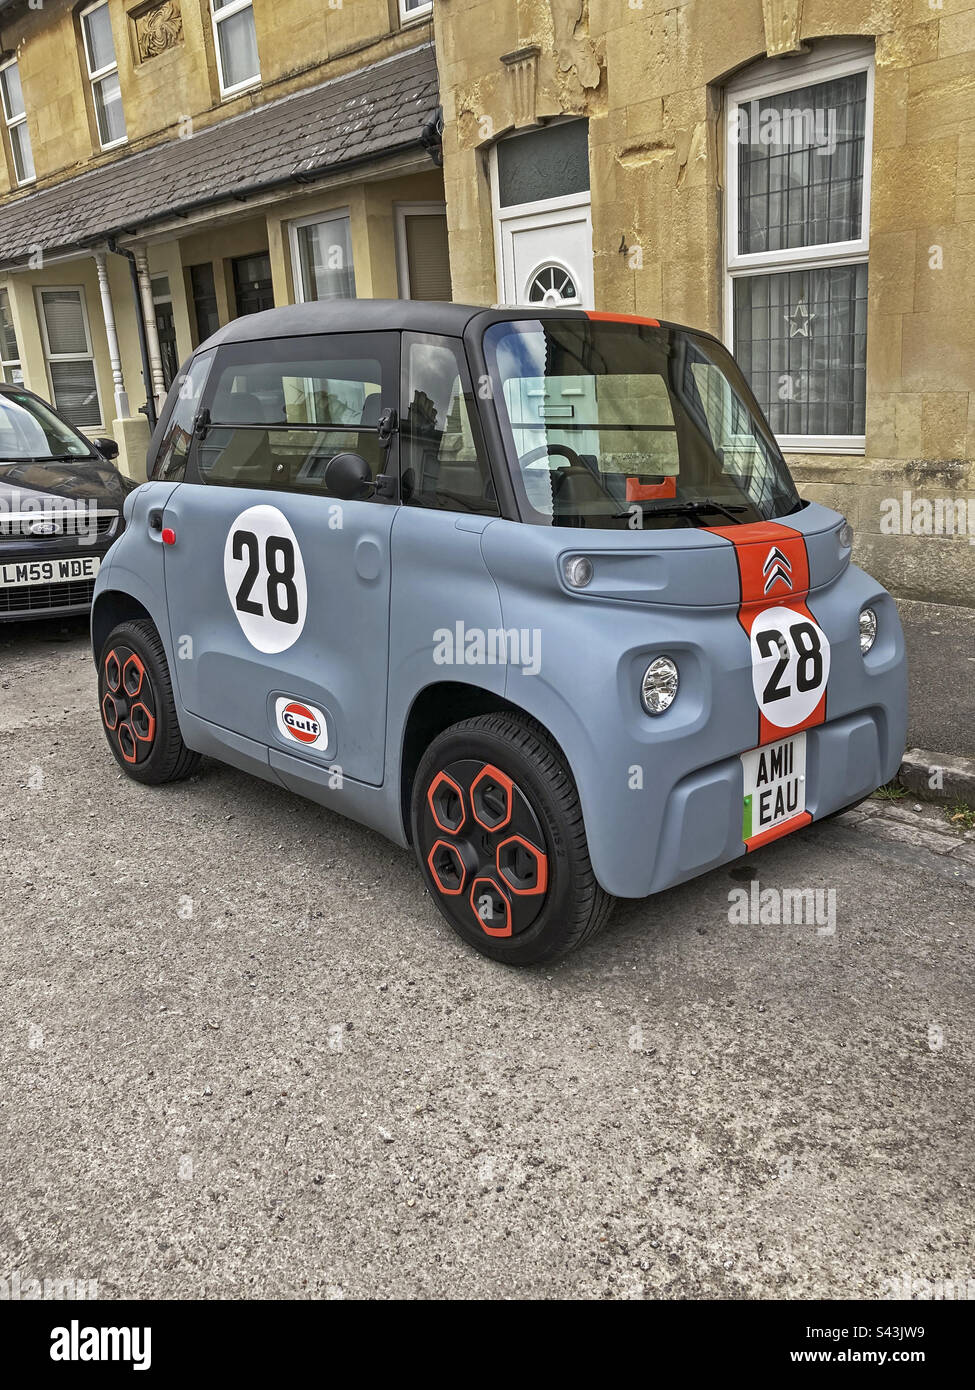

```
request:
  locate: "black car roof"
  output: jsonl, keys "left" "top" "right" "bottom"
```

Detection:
{"left": 201, "top": 301, "right": 699, "bottom": 351}
{"left": 206, "top": 299, "right": 492, "bottom": 345}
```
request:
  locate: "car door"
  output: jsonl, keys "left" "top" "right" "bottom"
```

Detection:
{"left": 160, "top": 330, "right": 399, "bottom": 787}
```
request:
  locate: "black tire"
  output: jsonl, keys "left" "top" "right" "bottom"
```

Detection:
{"left": 411, "top": 712, "right": 614, "bottom": 965}
{"left": 97, "top": 619, "right": 201, "bottom": 785}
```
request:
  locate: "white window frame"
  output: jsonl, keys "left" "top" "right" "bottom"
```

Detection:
{"left": 211, "top": 0, "right": 261, "bottom": 99}
{"left": 399, "top": 0, "right": 433, "bottom": 25}
{"left": 724, "top": 43, "right": 875, "bottom": 455}
{"left": 35, "top": 285, "right": 104, "bottom": 430}
{"left": 289, "top": 209, "right": 355, "bottom": 304}
{"left": 80, "top": 0, "right": 127, "bottom": 150}
{"left": 0, "top": 286, "right": 22, "bottom": 384}
{"left": 0, "top": 57, "right": 35, "bottom": 186}
{"left": 394, "top": 201, "right": 448, "bottom": 298}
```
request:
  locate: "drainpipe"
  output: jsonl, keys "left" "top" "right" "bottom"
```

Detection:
{"left": 105, "top": 237, "right": 157, "bottom": 432}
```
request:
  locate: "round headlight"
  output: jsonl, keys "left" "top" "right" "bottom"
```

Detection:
{"left": 859, "top": 607, "right": 877, "bottom": 654}
{"left": 563, "top": 555, "right": 593, "bottom": 589}
{"left": 641, "top": 656, "right": 679, "bottom": 715}
{"left": 839, "top": 520, "right": 854, "bottom": 550}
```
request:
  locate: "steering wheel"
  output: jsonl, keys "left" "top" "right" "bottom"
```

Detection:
{"left": 517, "top": 442, "right": 586, "bottom": 470}
{"left": 517, "top": 441, "right": 623, "bottom": 515}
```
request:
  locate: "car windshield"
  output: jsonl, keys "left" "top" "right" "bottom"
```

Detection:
{"left": 0, "top": 390, "right": 95, "bottom": 462}
{"left": 482, "top": 318, "right": 802, "bottom": 529}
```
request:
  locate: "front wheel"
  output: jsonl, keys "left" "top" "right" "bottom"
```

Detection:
{"left": 411, "top": 712, "right": 614, "bottom": 965}
{"left": 97, "top": 619, "right": 200, "bottom": 785}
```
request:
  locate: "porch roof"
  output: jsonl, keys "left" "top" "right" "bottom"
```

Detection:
{"left": 0, "top": 42, "right": 438, "bottom": 271}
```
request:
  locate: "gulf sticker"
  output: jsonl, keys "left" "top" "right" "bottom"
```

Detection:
{"left": 274, "top": 696, "right": 328, "bottom": 749}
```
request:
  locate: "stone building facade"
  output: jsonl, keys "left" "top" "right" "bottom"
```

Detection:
{"left": 0, "top": 0, "right": 972, "bottom": 606}
{"left": 434, "top": 0, "right": 975, "bottom": 604}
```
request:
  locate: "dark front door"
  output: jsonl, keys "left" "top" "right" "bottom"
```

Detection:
{"left": 154, "top": 301, "right": 178, "bottom": 390}
{"left": 232, "top": 253, "right": 274, "bottom": 318}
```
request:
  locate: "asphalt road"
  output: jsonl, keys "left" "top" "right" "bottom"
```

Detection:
{"left": 897, "top": 600, "right": 975, "bottom": 760}
{"left": 0, "top": 616, "right": 973, "bottom": 1300}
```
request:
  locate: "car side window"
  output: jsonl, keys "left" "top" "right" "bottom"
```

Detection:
{"left": 194, "top": 334, "right": 395, "bottom": 499}
{"left": 401, "top": 334, "right": 499, "bottom": 517}
{"left": 150, "top": 350, "right": 215, "bottom": 482}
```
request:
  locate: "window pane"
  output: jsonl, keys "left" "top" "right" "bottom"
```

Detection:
{"left": 49, "top": 360, "right": 101, "bottom": 428}
{"left": 1, "top": 62, "right": 25, "bottom": 119}
{"left": 404, "top": 214, "right": 452, "bottom": 300}
{"left": 190, "top": 262, "right": 220, "bottom": 342}
{"left": 737, "top": 71, "right": 868, "bottom": 254}
{"left": 734, "top": 264, "right": 868, "bottom": 437}
{"left": 0, "top": 389, "right": 91, "bottom": 457}
{"left": 497, "top": 120, "right": 590, "bottom": 208}
{"left": 210, "top": 356, "right": 381, "bottom": 427}
{"left": 296, "top": 219, "right": 355, "bottom": 301}
{"left": 94, "top": 71, "right": 126, "bottom": 145}
{"left": 0, "top": 288, "right": 20, "bottom": 363}
{"left": 10, "top": 121, "right": 35, "bottom": 182}
{"left": 403, "top": 339, "right": 499, "bottom": 516}
{"left": 202, "top": 339, "right": 389, "bottom": 494}
{"left": 483, "top": 319, "right": 799, "bottom": 528}
{"left": 41, "top": 290, "right": 88, "bottom": 355}
{"left": 217, "top": 7, "right": 260, "bottom": 90}
{"left": 152, "top": 351, "right": 214, "bottom": 482}
{"left": 83, "top": 4, "right": 117, "bottom": 73}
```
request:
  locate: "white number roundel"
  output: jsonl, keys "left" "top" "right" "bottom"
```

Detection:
{"left": 749, "top": 605, "right": 830, "bottom": 729}
{"left": 224, "top": 505, "right": 307, "bottom": 654}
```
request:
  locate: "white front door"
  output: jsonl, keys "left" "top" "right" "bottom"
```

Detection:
{"left": 497, "top": 200, "right": 594, "bottom": 309}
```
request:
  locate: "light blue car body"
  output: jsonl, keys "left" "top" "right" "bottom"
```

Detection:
{"left": 92, "top": 302, "right": 908, "bottom": 900}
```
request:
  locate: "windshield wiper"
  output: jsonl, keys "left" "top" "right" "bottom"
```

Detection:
{"left": 14, "top": 453, "right": 96, "bottom": 463}
{"left": 643, "top": 499, "right": 749, "bottom": 525}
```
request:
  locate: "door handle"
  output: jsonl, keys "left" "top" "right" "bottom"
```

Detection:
{"left": 148, "top": 510, "right": 163, "bottom": 532}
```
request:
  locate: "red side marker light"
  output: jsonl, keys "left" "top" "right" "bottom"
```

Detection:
{"left": 161, "top": 527, "right": 176, "bottom": 546}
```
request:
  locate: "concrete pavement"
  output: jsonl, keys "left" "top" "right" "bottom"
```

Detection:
{"left": 0, "top": 617, "right": 972, "bottom": 1299}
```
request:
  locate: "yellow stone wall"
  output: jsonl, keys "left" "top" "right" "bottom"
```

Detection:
{"left": 0, "top": 0, "right": 432, "bottom": 193}
{"left": 434, "top": 0, "right": 975, "bottom": 604}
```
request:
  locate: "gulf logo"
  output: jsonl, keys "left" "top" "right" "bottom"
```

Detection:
{"left": 274, "top": 696, "right": 328, "bottom": 749}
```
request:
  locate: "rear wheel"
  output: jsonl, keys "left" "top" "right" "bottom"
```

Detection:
{"left": 98, "top": 619, "right": 200, "bottom": 785}
{"left": 411, "top": 712, "right": 614, "bottom": 965}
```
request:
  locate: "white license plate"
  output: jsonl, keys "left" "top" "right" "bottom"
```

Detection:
{"left": 0, "top": 556, "right": 100, "bottom": 588}
{"left": 741, "top": 732, "right": 806, "bottom": 843}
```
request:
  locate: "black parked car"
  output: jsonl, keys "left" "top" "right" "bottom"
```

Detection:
{"left": 0, "top": 382, "right": 136, "bottom": 622}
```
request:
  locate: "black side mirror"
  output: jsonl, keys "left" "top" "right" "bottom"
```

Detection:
{"left": 324, "top": 451, "right": 372, "bottom": 500}
{"left": 92, "top": 436, "right": 120, "bottom": 460}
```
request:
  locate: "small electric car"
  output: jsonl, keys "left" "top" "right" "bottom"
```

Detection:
{"left": 1, "top": 382, "right": 132, "bottom": 622}
{"left": 91, "top": 302, "right": 907, "bottom": 964}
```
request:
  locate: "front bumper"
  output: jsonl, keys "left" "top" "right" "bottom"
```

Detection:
{"left": 0, "top": 546, "right": 115, "bottom": 622}
{"left": 567, "top": 573, "right": 907, "bottom": 899}
{"left": 644, "top": 706, "right": 901, "bottom": 896}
